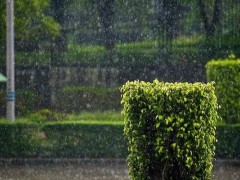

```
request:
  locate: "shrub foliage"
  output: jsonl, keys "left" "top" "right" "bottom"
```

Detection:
{"left": 0, "top": 121, "right": 239, "bottom": 160}
{"left": 0, "top": 121, "right": 127, "bottom": 158}
{"left": 121, "top": 80, "right": 220, "bottom": 180}
{"left": 0, "top": 123, "right": 40, "bottom": 157}
{"left": 215, "top": 124, "right": 240, "bottom": 159}
{"left": 206, "top": 57, "right": 240, "bottom": 123}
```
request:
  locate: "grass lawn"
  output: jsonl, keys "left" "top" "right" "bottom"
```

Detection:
{"left": 0, "top": 111, "right": 124, "bottom": 125}
{"left": 67, "top": 111, "right": 123, "bottom": 121}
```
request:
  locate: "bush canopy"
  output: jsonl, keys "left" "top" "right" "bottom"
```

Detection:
{"left": 121, "top": 80, "right": 220, "bottom": 180}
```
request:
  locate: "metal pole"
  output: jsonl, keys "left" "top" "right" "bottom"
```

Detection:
{"left": 6, "top": 0, "right": 15, "bottom": 121}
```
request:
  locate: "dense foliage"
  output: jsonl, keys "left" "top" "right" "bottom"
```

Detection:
{"left": 215, "top": 124, "right": 240, "bottom": 159}
{"left": 0, "top": 0, "right": 60, "bottom": 52}
{"left": 0, "top": 123, "right": 40, "bottom": 157}
{"left": 206, "top": 56, "right": 240, "bottom": 123}
{"left": 0, "top": 121, "right": 127, "bottom": 158}
{"left": 0, "top": 119, "right": 239, "bottom": 160}
{"left": 121, "top": 80, "right": 220, "bottom": 180}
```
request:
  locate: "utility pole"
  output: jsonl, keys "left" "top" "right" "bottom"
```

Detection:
{"left": 6, "top": 0, "right": 15, "bottom": 121}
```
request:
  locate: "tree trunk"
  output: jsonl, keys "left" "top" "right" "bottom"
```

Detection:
{"left": 93, "top": 0, "right": 115, "bottom": 87}
{"left": 156, "top": 0, "right": 182, "bottom": 81}
{"left": 50, "top": 0, "right": 69, "bottom": 55}
{"left": 94, "top": 0, "right": 115, "bottom": 52}
{"left": 198, "top": 0, "right": 222, "bottom": 38}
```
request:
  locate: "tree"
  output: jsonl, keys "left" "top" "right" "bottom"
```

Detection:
{"left": 92, "top": 0, "right": 116, "bottom": 87}
{"left": 50, "top": 0, "right": 73, "bottom": 52}
{"left": 156, "top": 0, "right": 186, "bottom": 68}
{"left": 0, "top": 0, "right": 60, "bottom": 52}
{"left": 92, "top": 0, "right": 115, "bottom": 52}
{"left": 198, "top": 0, "right": 222, "bottom": 38}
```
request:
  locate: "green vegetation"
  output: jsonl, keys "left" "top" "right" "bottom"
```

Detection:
{"left": 0, "top": 114, "right": 126, "bottom": 158}
{"left": 215, "top": 124, "right": 240, "bottom": 159}
{"left": 0, "top": 0, "right": 60, "bottom": 49}
{"left": 1, "top": 0, "right": 239, "bottom": 69}
{"left": 206, "top": 56, "right": 240, "bottom": 123}
{"left": 0, "top": 111, "right": 239, "bottom": 160}
{"left": 0, "top": 89, "right": 40, "bottom": 117}
{"left": 115, "top": 35, "right": 240, "bottom": 65}
{"left": 0, "top": 122, "right": 40, "bottom": 157}
{"left": 57, "top": 86, "right": 121, "bottom": 113}
{"left": 2, "top": 34, "right": 238, "bottom": 66}
{"left": 1, "top": 86, "right": 122, "bottom": 116}
{"left": 121, "top": 80, "right": 220, "bottom": 179}
{"left": 0, "top": 34, "right": 239, "bottom": 67}
{"left": 41, "top": 123, "right": 126, "bottom": 157}
{"left": 27, "top": 110, "right": 124, "bottom": 124}
{"left": 28, "top": 109, "right": 67, "bottom": 123}
{"left": 67, "top": 111, "right": 123, "bottom": 122}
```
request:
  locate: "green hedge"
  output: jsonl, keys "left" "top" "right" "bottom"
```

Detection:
{"left": 0, "top": 89, "right": 40, "bottom": 117}
{"left": 41, "top": 123, "right": 127, "bottom": 158}
{"left": 0, "top": 121, "right": 127, "bottom": 158}
{"left": 0, "top": 123, "right": 40, "bottom": 157}
{"left": 66, "top": 39, "right": 210, "bottom": 66}
{"left": 0, "top": 121, "right": 239, "bottom": 160}
{"left": 215, "top": 124, "right": 240, "bottom": 159}
{"left": 206, "top": 57, "right": 240, "bottom": 123}
{"left": 121, "top": 80, "right": 219, "bottom": 180}
{"left": 57, "top": 86, "right": 121, "bottom": 113}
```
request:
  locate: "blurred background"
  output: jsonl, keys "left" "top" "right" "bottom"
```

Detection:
{"left": 0, "top": 0, "right": 239, "bottom": 116}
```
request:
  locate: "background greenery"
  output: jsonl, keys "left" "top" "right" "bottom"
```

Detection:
{"left": 0, "top": 0, "right": 240, "bottom": 67}
{"left": 0, "top": 0, "right": 239, "bottom": 116}
{"left": 206, "top": 57, "right": 240, "bottom": 123}
{"left": 0, "top": 89, "right": 41, "bottom": 117}
{"left": 57, "top": 86, "right": 121, "bottom": 113}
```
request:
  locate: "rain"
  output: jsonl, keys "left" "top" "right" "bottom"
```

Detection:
{"left": 0, "top": 0, "right": 240, "bottom": 179}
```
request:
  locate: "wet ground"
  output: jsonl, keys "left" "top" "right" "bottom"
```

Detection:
{"left": 0, "top": 159, "right": 128, "bottom": 180}
{"left": 0, "top": 159, "right": 239, "bottom": 180}
{"left": 213, "top": 160, "right": 240, "bottom": 180}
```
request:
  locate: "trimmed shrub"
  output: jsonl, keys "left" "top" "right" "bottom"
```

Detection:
{"left": 206, "top": 57, "right": 240, "bottom": 123}
{"left": 0, "top": 122, "right": 40, "bottom": 157}
{"left": 121, "top": 80, "right": 220, "bottom": 180}
{"left": 57, "top": 86, "right": 121, "bottom": 113}
{"left": 0, "top": 121, "right": 127, "bottom": 158}
{"left": 215, "top": 124, "right": 240, "bottom": 159}
{"left": 0, "top": 121, "right": 240, "bottom": 160}
{"left": 0, "top": 89, "right": 40, "bottom": 117}
{"left": 42, "top": 123, "right": 127, "bottom": 158}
